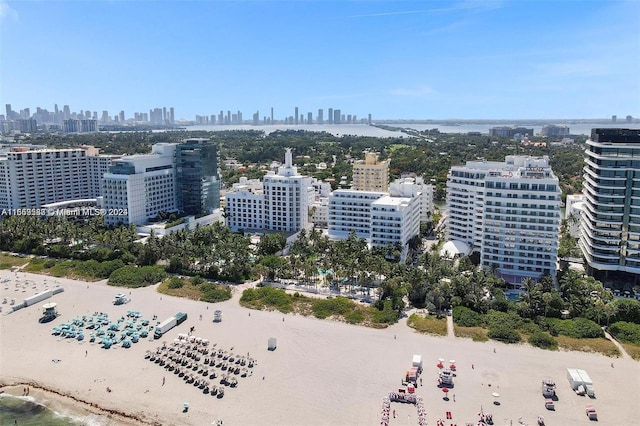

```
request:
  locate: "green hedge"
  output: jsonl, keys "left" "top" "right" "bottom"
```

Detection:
{"left": 108, "top": 265, "right": 167, "bottom": 288}
{"left": 452, "top": 306, "right": 482, "bottom": 327}
{"left": 240, "top": 286, "right": 293, "bottom": 313}
{"left": 200, "top": 283, "right": 232, "bottom": 303}
{"left": 312, "top": 297, "right": 355, "bottom": 319}
{"left": 545, "top": 318, "right": 604, "bottom": 339}
{"left": 528, "top": 331, "right": 558, "bottom": 350}
{"left": 609, "top": 321, "right": 640, "bottom": 344}
{"left": 488, "top": 325, "right": 521, "bottom": 343}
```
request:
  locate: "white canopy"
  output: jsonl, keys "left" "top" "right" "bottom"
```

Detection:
{"left": 440, "top": 240, "right": 471, "bottom": 258}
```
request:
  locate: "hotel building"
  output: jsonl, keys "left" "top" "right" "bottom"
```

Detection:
{"left": 446, "top": 155, "right": 561, "bottom": 285}
{"left": 328, "top": 189, "right": 420, "bottom": 258}
{"left": 0, "top": 146, "right": 117, "bottom": 210}
{"left": 225, "top": 149, "right": 312, "bottom": 233}
{"left": 102, "top": 143, "right": 177, "bottom": 226}
{"left": 389, "top": 176, "right": 435, "bottom": 223}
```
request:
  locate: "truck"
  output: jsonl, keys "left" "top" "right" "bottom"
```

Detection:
{"left": 154, "top": 312, "right": 187, "bottom": 339}
{"left": 567, "top": 368, "right": 595, "bottom": 396}
{"left": 567, "top": 368, "right": 583, "bottom": 390}
{"left": 412, "top": 354, "right": 423, "bottom": 372}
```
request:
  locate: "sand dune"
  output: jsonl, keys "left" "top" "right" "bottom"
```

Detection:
{"left": 1, "top": 269, "right": 638, "bottom": 426}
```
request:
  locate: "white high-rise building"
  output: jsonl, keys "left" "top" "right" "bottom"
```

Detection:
{"left": 328, "top": 189, "right": 420, "bottom": 258}
{"left": 328, "top": 190, "right": 387, "bottom": 240}
{"left": 371, "top": 195, "right": 420, "bottom": 254}
{"left": 224, "top": 150, "right": 312, "bottom": 233}
{"left": 389, "top": 176, "right": 435, "bottom": 223}
{"left": 0, "top": 146, "right": 117, "bottom": 210}
{"left": 263, "top": 148, "right": 312, "bottom": 232}
{"left": 102, "top": 143, "right": 177, "bottom": 226}
{"left": 225, "top": 178, "right": 265, "bottom": 232}
{"left": 446, "top": 155, "right": 561, "bottom": 285}
{"left": 579, "top": 129, "right": 640, "bottom": 277}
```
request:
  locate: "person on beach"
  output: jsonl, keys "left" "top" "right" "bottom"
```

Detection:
{"left": 162, "top": 376, "right": 165, "bottom": 386}
{"left": 85, "top": 350, "right": 88, "bottom": 357}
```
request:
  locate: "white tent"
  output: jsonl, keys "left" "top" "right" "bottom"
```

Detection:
{"left": 440, "top": 240, "right": 471, "bottom": 258}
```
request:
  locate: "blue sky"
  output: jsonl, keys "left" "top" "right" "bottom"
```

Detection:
{"left": 1, "top": 0, "right": 638, "bottom": 120}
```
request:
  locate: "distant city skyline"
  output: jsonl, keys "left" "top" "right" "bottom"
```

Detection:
{"left": 1, "top": 0, "right": 638, "bottom": 120}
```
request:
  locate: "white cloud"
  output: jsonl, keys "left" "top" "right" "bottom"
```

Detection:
{"left": 0, "top": 0, "right": 18, "bottom": 21}
{"left": 350, "top": 0, "right": 504, "bottom": 18}
{"left": 388, "top": 86, "right": 437, "bottom": 98}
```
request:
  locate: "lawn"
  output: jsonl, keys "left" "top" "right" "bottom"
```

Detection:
{"left": 555, "top": 335, "right": 621, "bottom": 358}
{"left": 453, "top": 325, "right": 488, "bottom": 341}
{"left": 621, "top": 343, "right": 640, "bottom": 361}
{"left": 0, "top": 253, "right": 30, "bottom": 270}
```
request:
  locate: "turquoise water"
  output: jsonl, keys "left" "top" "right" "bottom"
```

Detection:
{"left": 0, "top": 395, "right": 80, "bottom": 426}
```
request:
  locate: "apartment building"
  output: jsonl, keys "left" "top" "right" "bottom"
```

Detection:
{"left": 579, "top": 128, "right": 640, "bottom": 279}
{"left": 351, "top": 152, "right": 389, "bottom": 192}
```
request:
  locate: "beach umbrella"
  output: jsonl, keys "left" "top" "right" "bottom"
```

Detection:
{"left": 492, "top": 392, "right": 500, "bottom": 405}
{"left": 442, "top": 387, "right": 450, "bottom": 399}
{"left": 437, "top": 362, "right": 444, "bottom": 369}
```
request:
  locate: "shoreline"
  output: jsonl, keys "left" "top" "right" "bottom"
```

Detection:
{"left": 0, "top": 382, "right": 157, "bottom": 425}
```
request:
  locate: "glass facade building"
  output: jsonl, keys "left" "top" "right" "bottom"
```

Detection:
{"left": 579, "top": 128, "right": 640, "bottom": 277}
{"left": 175, "top": 138, "right": 220, "bottom": 215}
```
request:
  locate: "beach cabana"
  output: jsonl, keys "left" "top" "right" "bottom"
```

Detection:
{"left": 268, "top": 337, "right": 277, "bottom": 351}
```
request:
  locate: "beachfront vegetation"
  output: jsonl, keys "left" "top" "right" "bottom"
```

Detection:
{"left": 554, "top": 335, "right": 620, "bottom": 357}
{"left": 240, "top": 286, "right": 397, "bottom": 327}
{"left": 407, "top": 313, "right": 447, "bottom": 336}
{"left": 25, "top": 257, "right": 124, "bottom": 281}
{"left": 158, "top": 276, "right": 232, "bottom": 303}
{"left": 0, "top": 253, "right": 30, "bottom": 270}
{"left": 608, "top": 321, "right": 640, "bottom": 345}
{"left": 107, "top": 265, "right": 166, "bottom": 288}
{"left": 453, "top": 325, "right": 489, "bottom": 342}
{"left": 528, "top": 332, "right": 558, "bottom": 350}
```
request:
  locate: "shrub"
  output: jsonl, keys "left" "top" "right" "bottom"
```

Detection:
{"left": 488, "top": 325, "right": 521, "bottom": 343}
{"left": 452, "top": 306, "right": 482, "bottom": 327}
{"left": 108, "top": 265, "right": 167, "bottom": 288}
{"left": 609, "top": 321, "right": 640, "bottom": 344}
{"left": 312, "top": 297, "right": 355, "bottom": 319}
{"left": 167, "top": 277, "right": 184, "bottom": 289}
{"left": 200, "top": 283, "right": 232, "bottom": 303}
{"left": 484, "top": 310, "right": 523, "bottom": 330}
{"left": 370, "top": 300, "right": 399, "bottom": 324}
{"left": 528, "top": 331, "right": 558, "bottom": 350}
{"left": 546, "top": 318, "right": 604, "bottom": 339}
{"left": 239, "top": 286, "right": 293, "bottom": 313}
{"left": 345, "top": 310, "right": 365, "bottom": 324}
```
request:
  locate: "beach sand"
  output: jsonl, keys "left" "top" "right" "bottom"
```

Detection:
{"left": 1, "top": 269, "right": 639, "bottom": 426}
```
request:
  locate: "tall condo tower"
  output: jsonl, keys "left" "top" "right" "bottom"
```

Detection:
{"left": 579, "top": 128, "right": 640, "bottom": 280}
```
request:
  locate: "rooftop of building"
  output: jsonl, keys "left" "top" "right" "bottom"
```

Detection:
{"left": 590, "top": 128, "right": 640, "bottom": 143}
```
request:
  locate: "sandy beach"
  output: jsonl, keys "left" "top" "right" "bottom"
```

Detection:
{"left": 1, "top": 268, "right": 639, "bottom": 426}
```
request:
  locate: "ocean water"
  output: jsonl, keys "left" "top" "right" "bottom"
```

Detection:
{"left": 0, "top": 394, "right": 79, "bottom": 426}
